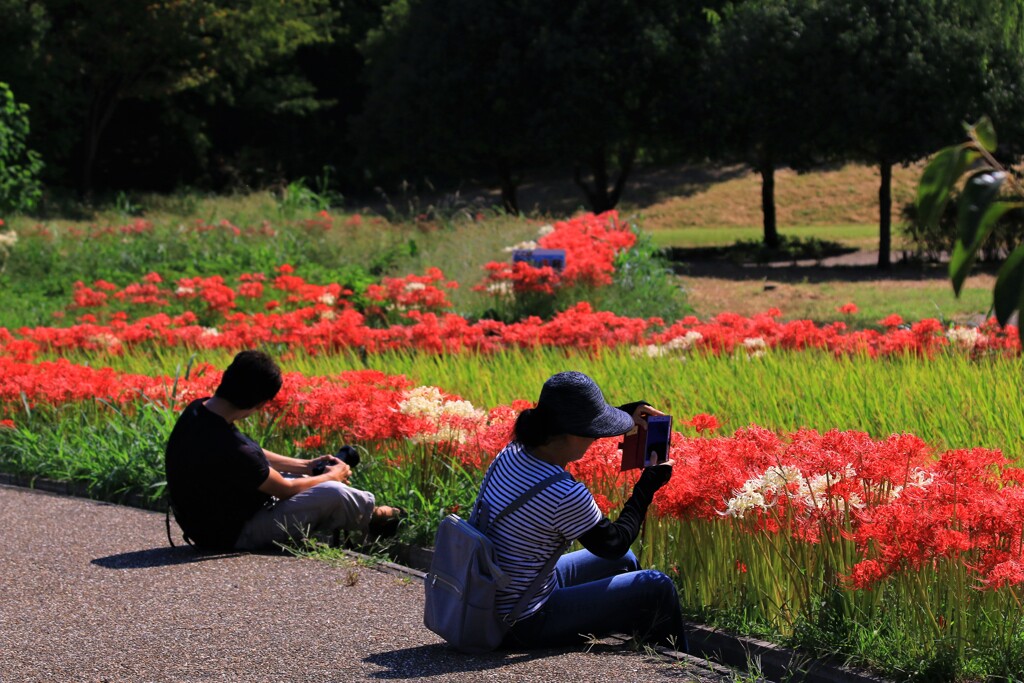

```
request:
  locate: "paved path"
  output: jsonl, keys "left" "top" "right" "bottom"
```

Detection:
{"left": 0, "top": 485, "right": 736, "bottom": 683}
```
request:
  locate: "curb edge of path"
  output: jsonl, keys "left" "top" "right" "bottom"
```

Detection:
{"left": 0, "top": 475, "right": 892, "bottom": 683}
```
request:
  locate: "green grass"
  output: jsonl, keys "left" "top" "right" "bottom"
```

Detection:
{"left": 357, "top": 347, "right": 1024, "bottom": 459}
{"left": 797, "top": 281, "right": 994, "bottom": 324}
{"left": 79, "top": 344, "right": 1024, "bottom": 460}
{"left": 4, "top": 174, "right": 1022, "bottom": 681}
{"left": 678, "top": 276, "right": 997, "bottom": 327}
{"left": 6, "top": 343, "right": 1024, "bottom": 680}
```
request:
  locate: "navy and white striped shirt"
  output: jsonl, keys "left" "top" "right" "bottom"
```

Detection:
{"left": 477, "top": 441, "right": 602, "bottom": 618}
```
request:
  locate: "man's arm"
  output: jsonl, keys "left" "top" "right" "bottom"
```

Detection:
{"left": 257, "top": 460, "right": 352, "bottom": 500}
{"left": 262, "top": 448, "right": 317, "bottom": 476}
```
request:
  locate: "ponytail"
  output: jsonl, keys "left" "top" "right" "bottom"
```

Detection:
{"left": 513, "top": 407, "right": 557, "bottom": 448}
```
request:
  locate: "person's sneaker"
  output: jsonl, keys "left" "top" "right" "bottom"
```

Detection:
{"left": 367, "top": 506, "right": 405, "bottom": 538}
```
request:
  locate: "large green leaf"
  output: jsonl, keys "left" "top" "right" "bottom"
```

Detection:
{"left": 949, "top": 199, "right": 1020, "bottom": 295}
{"left": 972, "top": 116, "right": 997, "bottom": 154}
{"left": 957, "top": 171, "right": 1006, "bottom": 245}
{"left": 916, "top": 145, "right": 979, "bottom": 232}
{"left": 949, "top": 172, "right": 1012, "bottom": 295}
{"left": 993, "top": 243, "right": 1024, "bottom": 325}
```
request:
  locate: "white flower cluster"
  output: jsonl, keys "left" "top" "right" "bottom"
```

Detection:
{"left": 201, "top": 327, "right": 220, "bottom": 338}
{"left": 486, "top": 281, "right": 514, "bottom": 299}
{"left": 502, "top": 240, "right": 539, "bottom": 253}
{"left": 0, "top": 228, "right": 17, "bottom": 255}
{"left": 802, "top": 466, "right": 863, "bottom": 512}
{"left": 501, "top": 224, "right": 555, "bottom": 253}
{"left": 318, "top": 292, "right": 336, "bottom": 306}
{"left": 946, "top": 326, "right": 982, "bottom": 351}
{"left": 175, "top": 285, "right": 195, "bottom": 296}
{"left": 743, "top": 337, "right": 767, "bottom": 359}
{"left": 888, "top": 467, "right": 934, "bottom": 500}
{"left": 403, "top": 281, "right": 426, "bottom": 293}
{"left": 397, "top": 386, "right": 485, "bottom": 444}
{"left": 87, "top": 332, "right": 122, "bottom": 352}
{"left": 723, "top": 463, "right": 868, "bottom": 518}
{"left": 630, "top": 331, "right": 703, "bottom": 359}
{"left": 723, "top": 465, "right": 801, "bottom": 518}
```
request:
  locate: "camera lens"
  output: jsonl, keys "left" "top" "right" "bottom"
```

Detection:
{"left": 336, "top": 445, "right": 360, "bottom": 468}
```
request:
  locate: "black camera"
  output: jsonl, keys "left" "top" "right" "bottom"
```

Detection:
{"left": 311, "top": 445, "right": 361, "bottom": 475}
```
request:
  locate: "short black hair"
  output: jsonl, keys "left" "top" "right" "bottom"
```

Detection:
{"left": 214, "top": 350, "right": 282, "bottom": 409}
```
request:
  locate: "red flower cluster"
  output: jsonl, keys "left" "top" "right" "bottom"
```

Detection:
{"left": 537, "top": 210, "right": 636, "bottom": 287}
{"left": 476, "top": 211, "right": 636, "bottom": 295}
{"left": 566, "top": 425, "right": 1024, "bottom": 590}
{"left": 3, "top": 352, "right": 1020, "bottom": 593}
{"left": 4, "top": 302, "right": 659, "bottom": 359}
{"left": 364, "top": 267, "right": 458, "bottom": 323}
{"left": 7, "top": 302, "right": 1017, "bottom": 361}
{"left": 652, "top": 310, "right": 1019, "bottom": 358}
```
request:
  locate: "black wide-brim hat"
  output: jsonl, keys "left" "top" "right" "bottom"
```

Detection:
{"left": 536, "top": 371, "right": 635, "bottom": 438}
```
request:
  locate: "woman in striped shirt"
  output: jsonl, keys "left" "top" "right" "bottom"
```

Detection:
{"left": 477, "top": 371, "right": 684, "bottom": 649}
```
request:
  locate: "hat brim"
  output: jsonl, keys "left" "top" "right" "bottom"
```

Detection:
{"left": 570, "top": 405, "right": 636, "bottom": 438}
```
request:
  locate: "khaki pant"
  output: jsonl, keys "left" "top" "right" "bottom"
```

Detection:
{"left": 234, "top": 481, "right": 375, "bottom": 551}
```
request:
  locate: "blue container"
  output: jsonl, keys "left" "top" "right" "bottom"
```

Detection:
{"left": 511, "top": 248, "right": 566, "bottom": 271}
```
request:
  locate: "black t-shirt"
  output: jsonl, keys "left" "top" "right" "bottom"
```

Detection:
{"left": 164, "top": 398, "right": 271, "bottom": 549}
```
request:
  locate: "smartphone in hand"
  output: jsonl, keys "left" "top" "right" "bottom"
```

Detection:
{"left": 620, "top": 415, "right": 673, "bottom": 471}
{"left": 643, "top": 415, "right": 672, "bottom": 467}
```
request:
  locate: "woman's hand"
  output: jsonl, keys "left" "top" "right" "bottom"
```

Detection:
{"left": 630, "top": 403, "right": 666, "bottom": 430}
{"left": 640, "top": 458, "right": 674, "bottom": 488}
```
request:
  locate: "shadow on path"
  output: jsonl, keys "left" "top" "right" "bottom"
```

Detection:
{"left": 92, "top": 546, "right": 244, "bottom": 569}
{"left": 362, "top": 641, "right": 650, "bottom": 679}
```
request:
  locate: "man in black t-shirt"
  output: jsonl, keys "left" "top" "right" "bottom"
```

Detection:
{"left": 165, "top": 350, "right": 401, "bottom": 551}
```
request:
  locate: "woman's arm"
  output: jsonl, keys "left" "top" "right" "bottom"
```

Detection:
{"left": 577, "top": 461, "right": 673, "bottom": 559}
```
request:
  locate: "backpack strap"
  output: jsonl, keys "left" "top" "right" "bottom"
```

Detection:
{"left": 165, "top": 501, "right": 194, "bottom": 548}
{"left": 502, "top": 535, "right": 570, "bottom": 626}
{"left": 473, "top": 469, "right": 573, "bottom": 626}
{"left": 489, "top": 471, "right": 571, "bottom": 528}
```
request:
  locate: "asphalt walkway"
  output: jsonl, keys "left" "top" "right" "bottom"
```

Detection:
{"left": 0, "top": 485, "right": 737, "bottom": 683}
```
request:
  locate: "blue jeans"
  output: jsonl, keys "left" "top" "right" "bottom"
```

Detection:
{"left": 505, "top": 549, "right": 684, "bottom": 649}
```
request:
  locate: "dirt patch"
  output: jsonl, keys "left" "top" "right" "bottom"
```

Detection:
{"left": 639, "top": 163, "right": 923, "bottom": 229}
{"left": 684, "top": 273, "right": 995, "bottom": 317}
{"left": 676, "top": 253, "right": 998, "bottom": 323}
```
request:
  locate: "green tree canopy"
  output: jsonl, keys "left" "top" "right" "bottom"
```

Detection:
{"left": 702, "top": 0, "right": 826, "bottom": 249}
{"left": 356, "top": 0, "right": 559, "bottom": 213}
{"left": 0, "top": 83, "right": 44, "bottom": 214}
{"left": 356, "top": 0, "right": 706, "bottom": 213}
{"left": 815, "top": 0, "right": 1019, "bottom": 267}
{"left": 0, "top": 0, "right": 335, "bottom": 193}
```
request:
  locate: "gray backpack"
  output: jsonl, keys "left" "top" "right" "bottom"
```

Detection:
{"left": 423, "top": 470, "right": 571, "bottom": 653}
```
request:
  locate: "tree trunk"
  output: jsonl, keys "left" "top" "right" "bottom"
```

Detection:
{"left": 760, "top": 163, "right": 779, "bottom": 249}
{"left": 499, "top": 167, "right": 520, "bottom": 215}
{"left": 878, "top": 161, "right": 892, "bottom": 269}
{"left": 574, "top": 158, "right": 610, "bottom": 213}
{"left": 573, "top": 146, "right": 635, "bottom": 213}
{"left": 82, "top": 81, "right": 122, "bottom": 196}
{"left": 607, "top": 147, "right": 636, "bottom": 210}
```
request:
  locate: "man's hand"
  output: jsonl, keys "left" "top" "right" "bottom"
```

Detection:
{"left": 260, "top": 456, "right": 351, "bottom": 499}
{"left": 307, "top": 454, "right": 338, "bottom": 476}
{"left": 324, "top": 459, "right": 352, "bottom": 484}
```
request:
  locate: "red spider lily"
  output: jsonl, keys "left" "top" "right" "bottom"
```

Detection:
{"left": 477, "top": 211, "right": 636, "bottom": 296}
{"left": 1, "top": 356, "right": 1022, "bottom": 591}
{"left": 686, "top": 413, "right": 721, "bottom": 433}
{"left": 365, "top": 267, "right": 458, "bottom": 323}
